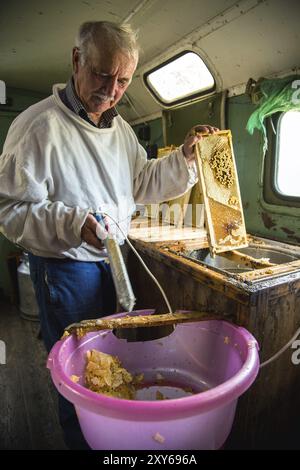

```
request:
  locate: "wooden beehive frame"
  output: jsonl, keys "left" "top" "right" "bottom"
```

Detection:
{"left": 195, "top": 130, "right": 248, "bottom": 256}
{"left": 63, "top": 310, "right": 221, "bottom": 337}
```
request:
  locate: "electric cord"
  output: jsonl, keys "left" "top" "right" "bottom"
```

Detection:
{"left": 259, "top": 325, "right": 300, "bottom": 368}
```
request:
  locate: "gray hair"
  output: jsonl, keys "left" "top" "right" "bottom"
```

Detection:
{"left": 75, "top": 21, "right": 139, "bottom": 65}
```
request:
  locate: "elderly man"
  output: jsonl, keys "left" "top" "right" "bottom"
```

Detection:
{"left": 0, "top": 21, "right": 217, "bottom": 448}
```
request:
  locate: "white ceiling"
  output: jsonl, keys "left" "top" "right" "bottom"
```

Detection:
{"left": 0, "top": 0, "right": 237, "bottom": 92}
{"left": 0, "top": 0, "right": 300, "bottom": 122}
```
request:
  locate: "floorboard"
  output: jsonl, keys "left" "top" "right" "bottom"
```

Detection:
{"left": 0, "top": 301, "right": 67, "bottom": 450}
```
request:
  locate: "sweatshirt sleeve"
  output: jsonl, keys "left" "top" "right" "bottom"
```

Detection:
{"left": 133, "top": 142, "right": 198, "bottom": 204}
{"left": 0, "top": 138, "right": 88, "bottom": 257}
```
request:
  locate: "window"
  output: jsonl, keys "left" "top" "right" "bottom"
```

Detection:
{"left": 276, "top": 111, "right": 300, "bottom": 197}
{"left": 144, "top": 51, "right": 215, "bottom": 106}
{"left": 264, "top": 111, "right": 300, "bottom": 207}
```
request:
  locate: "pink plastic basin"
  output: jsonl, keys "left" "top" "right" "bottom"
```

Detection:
{"left": 47, "top": 310, "right": 259, "bottom": 450}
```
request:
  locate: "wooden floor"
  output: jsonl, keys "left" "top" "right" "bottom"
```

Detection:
{"left": 0, "top": 301, "right": 67, "bottom": 450}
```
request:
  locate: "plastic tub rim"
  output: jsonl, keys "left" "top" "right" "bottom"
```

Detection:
{"left": 47, "top": 315, "right": 260, "bottom": 420}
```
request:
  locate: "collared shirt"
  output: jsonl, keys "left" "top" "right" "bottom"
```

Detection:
{"left": 59, "top": 78, "right": 118, "bottom": 128}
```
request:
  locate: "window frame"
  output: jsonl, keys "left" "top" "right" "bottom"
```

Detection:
{"left": 263, "top": 111, "right": 300, "bottom": 208}
{"left": 143, "top": 50, "right": 216, "bottom": 107}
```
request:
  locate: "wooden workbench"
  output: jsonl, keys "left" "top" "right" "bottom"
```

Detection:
{"left": 125, "top": 218, "right": 300, "bottom": 449}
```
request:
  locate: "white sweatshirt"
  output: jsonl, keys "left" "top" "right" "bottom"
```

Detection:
{"left": 0, "top": 84, "right": 196, "bottom": 260}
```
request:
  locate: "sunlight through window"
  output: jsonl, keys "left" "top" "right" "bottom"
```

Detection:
{"left": 146, "top": 52, "right": 215, "bottom": 104}
{"left": 276, "top": 111, "right": 300, "bottom": 197}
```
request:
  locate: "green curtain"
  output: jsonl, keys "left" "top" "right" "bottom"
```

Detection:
{"left": 246, "top": 75, "right": 300, "bottom": 151}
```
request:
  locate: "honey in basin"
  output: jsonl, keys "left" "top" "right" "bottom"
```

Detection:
{"left": 84, "top": 349, "right": 143, "bottom": 399}
{"left": 82, "top": 349, "right": 198, "bottom": 401}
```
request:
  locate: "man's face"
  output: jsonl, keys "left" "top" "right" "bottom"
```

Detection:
{"left": 73, "top": 46, "right": 137, "bottom": 114}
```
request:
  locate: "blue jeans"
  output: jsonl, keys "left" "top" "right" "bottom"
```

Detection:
{"left": 28, "top": 254, "right": 116, "bottom": 449}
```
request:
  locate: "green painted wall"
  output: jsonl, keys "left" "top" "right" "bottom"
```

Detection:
{"left": 228, "top": 94, "right": 300, "bottom": 245}
{"left": 0, "top": 86, "right": 48, "bottom": 152}
{"left": 0, "top": 87, "right": 48, "bottom": 299}
{"left": 132, "top": 117, "right": 164, "bottom": 151}
{"left": 163, "top": 92, "right": 224, "bottom": 146}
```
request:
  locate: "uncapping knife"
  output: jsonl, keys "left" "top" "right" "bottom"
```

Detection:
{"left": 94, "top": 213, "right": 136, "bottom": 312}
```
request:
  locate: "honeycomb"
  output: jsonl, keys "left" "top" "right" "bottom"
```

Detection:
{"left": 209, "top": 144, "right": 234, "bottom": 188}
{"left": 85, "top": 349, "right": 142, "bottom": 399}
{"left": 208, "top": 197, "right": 245, "bottom": 245}
{"left": 228, "top": 195, "right": 239, "bottom": 207}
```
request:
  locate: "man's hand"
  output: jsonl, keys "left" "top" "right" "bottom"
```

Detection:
{"left": 81, "top": 213, "right": 108, "bottom": 250}
{"left": 183, "top": 124, "right": 219, "bottom": 164}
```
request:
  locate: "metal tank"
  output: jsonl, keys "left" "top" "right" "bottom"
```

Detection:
{"left": 17, "top": 252, "right": 39, "bottom": 321}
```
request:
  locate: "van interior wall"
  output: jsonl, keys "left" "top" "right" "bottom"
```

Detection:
{"left": 133, "top": 92, "right": 299, "bottom": 246}
{"left": 228, "top": 93, "right": 299, "bottom": 245}
{"left": 0, "top": 85, "right": 299, "bottom": 299}
{"left": 162, "top": 92, "right": 224, "bottom": 146}
{"left": 0, "top": 87, "right": 48, "bottom": 300}
{"left": 132, "top": 117, "right": 164, "bottom": 151}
